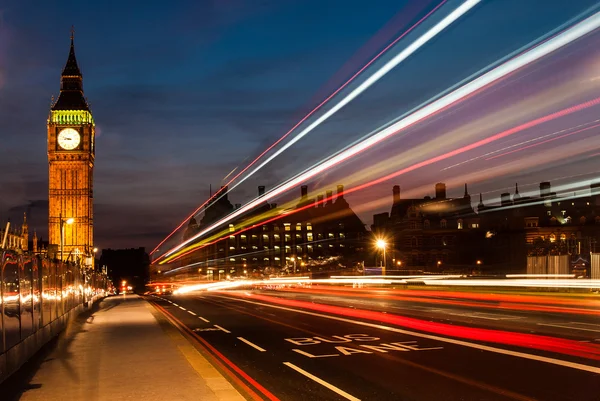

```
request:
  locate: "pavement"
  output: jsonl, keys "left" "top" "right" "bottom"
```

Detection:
{"left": 12, "top": 294, "right": 245, "bottom": 401}
{"left": 148, "top": 289, "right": 600, "bottom": 401}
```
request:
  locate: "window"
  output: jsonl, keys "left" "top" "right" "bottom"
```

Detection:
{"left": 307, "top": 233, "right": 313, "bottom": 241}
{"left": 274, "top": 234, "right": 280, "bottom": 241}
{"left": 457, "top": 219, "right": 463, "bottom": 230}
{"left": 229, "top": 224, "right": 235, "bottom": 232}
{"left": 339, "top": 233, "right": 345, "bottom": 239}
{"left": 229, "top": 258, "right": 235, "bottom": 262}
{"left": 252, "top": 235, "right": 257, "bottom": 239}
{"left": 296, "top": 234, "right": 302, "bottom": 240}
{"left": 547, "top": 211, "right": 551, "bottom": 216}
{"left": 274, "top": 257, "right": 280, "bottom": 261}
{"left": 471, "top": 223, "right": 479, "bottom": 229}
{"left": 284, "top": 223, "right": 291, "bottom": 231}
{"left": 306, "top": 223, "right": 312, "bottom": 231}
{"left": 274, "top": 225, "right": 280, "bottom": 232}
{"left": 229, "top": 235, "right": 235, "bottom": 240}
{"left": 440, "top": 219, "right": 447, "bottom": 228}
{"left": 561, "top": 210, "right": 566, "bottom": 216}
{"left": 252, "top": 246, "right": 258, "bottom": 250}
{"left": 264, "top": 257, "right": 270, "bottom": 261}
{"left": 240, "top": 235, "right": 246, "bottom": 240}
{"left": 285, "top": 234, "right": 291, "bottom": 242}
{"left": 560, "top": 233, "right": 566, "bottom": 241}
{"left": 580, "top": 216, "right": 587, "bottom": 225}
{"left": 229, "top": 246, "right": 235, "bottom": 250}
{"left": 274, "top": 246, "right": 280, "bottom": 250}
{"left": 549, "top": 233, "right": 556, "bottom": 242}
{"left": 296, "top": 223, "right": 302, "bottom": 231}
{"left": 307, "top": 245, "right": 313, "bottom": 253}
{"left": 262, "top": 225, "right": 268, "bottom": 231}
{"left": 263, "top": 234, "right": 269, "bottom": 241}
{"left": 296, "top": 246, "right": 302, "bottom": 252}
{"left": 328, "top": 233, "right": 334, "bottom": 238}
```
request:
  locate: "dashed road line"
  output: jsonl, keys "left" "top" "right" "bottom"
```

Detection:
{"left": 214, "top": 325, "right": 231, "bottom": 333}
{"left": 199, "top": 316, "right": 210, "bottom": 323}
{"left": 179, "top": 307, "right": 187, "bottom": 311}
{"left": 237, "top": 337, "right": 266, "bottom": 352}
{"left": 188, "top": 310, "right": 197, "bottom": 316}
{"left": 284, "top": 362, "right": 360, "bottom": 401}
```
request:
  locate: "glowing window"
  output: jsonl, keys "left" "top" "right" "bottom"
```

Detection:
{"left": 284, "top": 223, "right": 291, "bottom": 231}
{"left": 306, "top": 223, "right": 312, "bottom": 231}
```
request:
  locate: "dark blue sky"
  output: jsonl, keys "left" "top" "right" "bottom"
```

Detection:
{"left": 1, "top": 0, "right": 599, "bottom": 251}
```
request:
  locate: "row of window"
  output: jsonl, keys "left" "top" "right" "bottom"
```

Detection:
{"left": 410, "top": 219, "right": 479, "bottom": 229}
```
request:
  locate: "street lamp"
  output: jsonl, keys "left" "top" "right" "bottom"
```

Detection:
{"left": 59, "top": 214, "right": 74, "bottom": 262}
{"left": 376, "top": 239, "right": 387, "bottom": 276}
{"left": 290, "top": 257, "right": 296, "bottom": 274}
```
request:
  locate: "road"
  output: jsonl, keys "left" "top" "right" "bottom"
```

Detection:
{"left": 148, "top": 287, "right": 600, "bottom": 401}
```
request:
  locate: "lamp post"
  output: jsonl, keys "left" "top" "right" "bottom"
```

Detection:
{"left": 59, "top": 214, "right": 74, "bottom": 262}
{"left": 376, "top": 239, "right": 387, "bottom": 276}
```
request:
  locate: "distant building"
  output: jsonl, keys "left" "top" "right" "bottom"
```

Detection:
{"left": 373, "top": 180, "right": 600, "bottom": 274}
{"left": 372, "top": 183, "right": 482, "bottom": 269}
{"left": 100, "top": 248, "right": 150, "bottom": 292}
{"left": 177, "top": 184, "right": 367, "bottom": 279}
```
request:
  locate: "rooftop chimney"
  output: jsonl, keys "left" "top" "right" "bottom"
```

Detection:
{"left": 540, "top": 182, "right": 551, "bottom": 197}
{"left": 220, "top": 185, "right": 228, "bottom": 201}
{"left": 258, "top": 186, "right": 265, "bottom": 197}
{"left": 501, "top": 192, "right": 512, "bottom": 206}
{"left": 317, "top": 194, "right": 324, "bottom": 207}
{"left": 435, "top": 183, "right": 446, "bottom": 200}
{"left": 393, "top": 185, "right": 401, "bottom": 204}
{"left": 301, "top": 185, "right": 308, "bottom": 199}
{"left": 326, "top": 190, "right": 333, "bottom": 206}
{"left": 337, "top": 184, "right": 344, "bottom": 200}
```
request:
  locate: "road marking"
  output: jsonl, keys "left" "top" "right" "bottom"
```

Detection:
{"left": 179, "top": 307, "right": 187, "bottom": 311}
{"left": 199, "top": 316, "right": 210, "bottom": 323}
{"left": 214, "top": 325, "right": 231, "bottom": 333}
{"left": 283, "top": 362, "right": 360, "bottom": 401}
{"left": 188, "top": 310, "right": 197, "bottom": 316}
{"left": 538, "top": 323, "right": 600, "bottom": 333}
{"left": 238, "top": 337, "right": 266, "bottom": 352}
{"left": 173, "top": 303, "right": 179, "bottom": 306}
{"left": 220, "top": 296, "right": 600, "bottom": 374}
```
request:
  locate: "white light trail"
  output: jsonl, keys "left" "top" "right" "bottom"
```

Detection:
{"left": 162, "top": 8, "right": 600, "bottom": 260}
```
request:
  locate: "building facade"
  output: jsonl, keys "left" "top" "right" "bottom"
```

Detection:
{"left": 372, "top": 183, "right": 482, "bottom": 270}
{"left": 47, "top": 31, "right": 95, "bottom": 263}
{"left": 176, "top": 184, "right": 367, "bottom": 279}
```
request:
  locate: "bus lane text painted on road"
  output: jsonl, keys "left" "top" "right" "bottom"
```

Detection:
{"left": 285, "top": 334, "right": 443, "bottom": 358}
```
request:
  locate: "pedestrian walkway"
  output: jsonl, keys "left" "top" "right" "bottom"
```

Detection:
{"left": 17, "top": 295, "right": 245, "bottom": 401}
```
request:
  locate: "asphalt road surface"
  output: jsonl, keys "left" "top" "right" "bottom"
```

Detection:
{"left": 148, "top": 288, "right": 600, "bottom": 401}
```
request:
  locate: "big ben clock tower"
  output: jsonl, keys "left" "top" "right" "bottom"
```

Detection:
{"left": 48, "top": 29, "right": 95, "bottom": 263}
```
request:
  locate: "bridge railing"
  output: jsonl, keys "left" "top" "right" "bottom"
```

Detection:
{"left": 0, "top": 249, "right": 110, "bottom": 383}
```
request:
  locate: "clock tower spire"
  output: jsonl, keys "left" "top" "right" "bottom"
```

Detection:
{"left": 48, "top": 29, "right": 95, "bottom": 264}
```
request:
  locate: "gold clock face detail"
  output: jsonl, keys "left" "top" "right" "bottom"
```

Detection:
{"left": 57, "top": 128, "right": 81, "bottom": 150}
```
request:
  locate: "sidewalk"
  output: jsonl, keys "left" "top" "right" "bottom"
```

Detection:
{"left": 17, "top": 295, "right": 245, "bottom": 401}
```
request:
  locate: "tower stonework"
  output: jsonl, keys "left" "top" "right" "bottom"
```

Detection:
{"left": 48, "top": 30, "right": 95, "bottom": 262}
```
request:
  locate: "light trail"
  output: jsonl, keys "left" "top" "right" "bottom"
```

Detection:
{"left": 442, "top": 119, "right": 600, "bottom": 170}
{"left": 149, "top": 0, "right": 450, "bottom": 256}
{"left": 157, "top": 11, "right": 600, "bottom": 263}
{"left": 216, "top": 0, "right": 481, "bottom": 197}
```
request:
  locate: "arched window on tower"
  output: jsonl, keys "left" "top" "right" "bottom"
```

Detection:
{"left": 440, "top": 219, "right": 447, "bottom": 229}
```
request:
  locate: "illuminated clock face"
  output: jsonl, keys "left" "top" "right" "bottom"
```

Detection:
{"left": 57, "top": 128, "right": 81, "bottom": 150}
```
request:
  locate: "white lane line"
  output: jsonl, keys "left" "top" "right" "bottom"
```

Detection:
{"left": 284, "top": 362, "right": 360, "bottom": 401}
{"left": 188, "top": 310, "right": 197, "bottom": 316}
{"left": 173, "top": 303, "right": 179, "bottom": 307}
{"left": 179, "top": 307, "right": 187, "bottom": 311}
{"left": 538, "top": 323, "right": 600, "bottom": 333}
{"left": 214, "top": 325, "right": 231, "bottom": 333}
{"left": 216, "top": 296, "right": 600, "bottom": 374}
{"left": 199, "top": 316, "right": 210, "bottom": 323}
{"left": 571, "top": 322, "right": 600, "bottom": 328}
{"left": 237, "top": 337, "right": 266, "bottom": 352}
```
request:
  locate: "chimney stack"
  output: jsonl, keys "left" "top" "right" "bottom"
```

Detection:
{"left": 337, "top": 184, "right": 344, "bottom": 200}
{"left": 301, "top": 185, "right": 308, "bottom": 199}
{"left": 220, "top": 185, "right": 228, "bottom": 201}
{"left": 258, "top": 186, "right": 265, "bottom": 197}
{"left": 326, "top": 190, "right": 333, "bottom": 205}
{"left": 393, "top": 185, "right": 400, "bottom": 204}
{"left": 435, "top": 183, "right": 446, "bottom": 200}
{"left": 540, "top": 182, "right": 551, "bottom": 197}
{"left": 501, "top": 192, "right": 512, "bottom": 206}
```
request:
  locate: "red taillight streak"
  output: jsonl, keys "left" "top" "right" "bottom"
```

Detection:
{"left": 227, "top": 292, "right": 600, "bottom": 360}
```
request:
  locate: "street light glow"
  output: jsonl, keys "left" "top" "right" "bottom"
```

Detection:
{"left": 66, "top": 218, "right": 74, "bottom": 224}
{"left": 376, "top": 239, "right": 386, "bottom": 249}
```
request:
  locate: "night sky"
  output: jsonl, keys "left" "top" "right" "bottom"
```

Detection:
{"left": 1, "top": 0, "right": 600, "bottom": 252}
